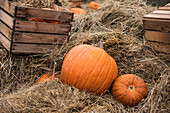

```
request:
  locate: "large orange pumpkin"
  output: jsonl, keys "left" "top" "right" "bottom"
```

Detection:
{"left": 69, "top": 8, "right": 87, "bottom": 14}
{"left": 35, "top": 73, "right": 58, "bottom": 85}
{"left": 60, "top": 44, "right": 118, "bottom": 95}
{"left": 112, "top": 74, "right": 147, "bottom": 107}
{"left": 89, "top": 2, "right": 99, "bottom": 10}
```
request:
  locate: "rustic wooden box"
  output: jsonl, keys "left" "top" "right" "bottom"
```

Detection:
{"left": 69, "top": 0, "right": 82, "bottom": 8}
{"left": 59, "top": 0, "right": 82, "bottom": 8}
{"left": 0, "top": 0, "right": 74, "bottom": 54}
{"left": 143, "top": 3, "right": 170, "bottom": 61}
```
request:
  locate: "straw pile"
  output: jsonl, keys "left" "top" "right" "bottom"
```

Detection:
{"left": 0, "top": 0, "right": 169, "bottom": 112}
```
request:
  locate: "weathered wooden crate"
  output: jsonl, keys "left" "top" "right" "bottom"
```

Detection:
{"left": 59, "top": 0, "right": 82, "bottom": 8}
{"left": 68, "top": 0, "right": 82, "bottom": 8}
{"left": 0, "top": 0, "right": 74, "bottom": 54}
{"left": 143, "top": 3, "right": 170, "bottom": 61}
{"left": 146, "top": 0, "right": 170, "bottom": 6}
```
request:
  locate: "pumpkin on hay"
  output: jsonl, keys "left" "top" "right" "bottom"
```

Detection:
{"left": 35, "top": 73, "right": 58, "bottom": 85}
{"left": 89, "top": 1, "right": 99, "bottom": 10}
{"left": 112, "top": 74, "right": 147, "bottom": 107}
{"left": 69, "top": 8, "right": 87, "bottom": 14}
{"left": 60, "top": 44, "right": 118, "bottom": 95}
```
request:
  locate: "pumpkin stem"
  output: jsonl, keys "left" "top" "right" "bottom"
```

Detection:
{"left": 128, "top": 85, "right": 135, "bottom": 91}
{"left": 98, "top": 39, "right": 103, "bottom": 49}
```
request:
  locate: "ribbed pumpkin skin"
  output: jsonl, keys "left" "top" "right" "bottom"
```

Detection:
{"left": 60, "top": 45, "right": 118, "bottom": 95}
{"left": 112, "top": 74, "right": 147, "bottom": 107}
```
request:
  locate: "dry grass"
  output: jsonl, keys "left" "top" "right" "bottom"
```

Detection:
{"left": 0, "top": 0, "right": 169, "bottom": 112}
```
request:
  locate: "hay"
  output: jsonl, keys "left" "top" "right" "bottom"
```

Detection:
{"left": 0, "top": 0, "right": 169, "bottom": 112}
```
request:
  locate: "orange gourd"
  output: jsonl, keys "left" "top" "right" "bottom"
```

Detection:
{"left": 60, "top": 44, "right": 118, "bottom": 95}
{"left": 89, "top": 2, "right": 99, "bottom": 10}
{"left": 112, "top": 74, "right": 147, "bottom": 107}
{"left": 69, "top": 8, "right": 87, "bottom": 14}
{"left": 35, "top": 73, "right": 58, "bottom": 85}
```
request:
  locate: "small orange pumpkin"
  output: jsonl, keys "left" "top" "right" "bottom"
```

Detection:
{"left": 89, "top": 2, "right": 99, "bottom": 10}
{"left": 35, "top": 73, "right": 58, "bottom": 85}
{"left": 69, "top": 8, "right": 87, "bottom": 14}
{"left": 112, "top": 74, "right": 147, "bottom": 107}
{"left": 60, "top": 44, "right": 118, "bottom": 95}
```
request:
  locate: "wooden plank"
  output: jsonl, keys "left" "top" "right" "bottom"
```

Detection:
{"left": 147, "top": 41, "right": 170, "bottom": 53}
{"left": 158, "top": 7, "right": 170, "bottom": 11}
{"left": 144, "top": 13, "right": 170, "bottom": 20}
{"left": 0, "top": 21, "right": 12, "bottom": 40}
{"left": 0, "top": 0, "right": 16, "bottom": 16}
{"left": 12, "top": 43, "right": 60, "bottom": 54}
{"left": 16, "top": 6, "right": 73, "bottom": 22}
{"left": 15, "top": 20, "right": 71, "bottom": 34}
{"left": 13, "top": 32, "right": 68, "bottom": 44}
{"left": 0, "top": 33, "right": 10, "bottom": 51}
{"left": 0, "top": 9, "right": 14, "bottom": 28}
{"left": 143, "top": 19, "right": 170, "bottom": 32}
{"left": 152, "top": 10, "right": 170, "bottom": 15}
{"left": 145, "top": 30, "right": 170, "bottom": 44}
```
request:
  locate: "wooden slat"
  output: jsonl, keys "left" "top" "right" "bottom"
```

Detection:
{"left": 0, "top": 0, "right": 16, "bottom": 16}
{"left": 147, "top": 41, "right": 170, "bottom": 53}
{"left": 144, "top": 13, "right": 170, "bottom": 20}
{"left": 15, "top": 20, "right": 71, "bottom": 34}
{"left": 0, "top": 33, "right": 10, "bottom": 51}
{"left": 152, "top": 10, "right": 170, "bottom": 15}
{"left": 145, "top": 30, "right": 170, "bottom": 44}
{"left": 158, "top": 7, "right": 170, "bottom": 11}
{"left": 12, "top": 43, "right": 60, "bottom": 54}
{"left": 13, "top": 32, "right": 68, "bottom": 44}
{"left": 143, "top": 19, "right": 170, "bottom": 32}
{"left": 0, "top": 9, "right": 14, "bottom": 28}
{"left": 16, "top": 6, "right": 73, "bottom": 22}
{"left": 0, "top": 21, "right": 12, "bottom": 40}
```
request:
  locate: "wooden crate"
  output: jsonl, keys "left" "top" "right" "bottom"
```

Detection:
{"left": 143, "top": 3, "right": 170, "bottom": 61}
{"left": 0, "top": 0, "right": 74, "bottom": 54}
{"left": 146, "top": 0, "right": 170, "bottom": 6}
{"left": 59, "top": 0, "right": 82, "bottom": 8}
{"left": 68, "top": 0, "right": 82, "bottom": 8}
